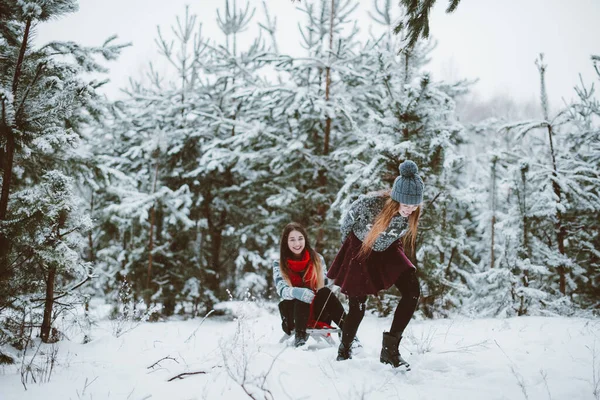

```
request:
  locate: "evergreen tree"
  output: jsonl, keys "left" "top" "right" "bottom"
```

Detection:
{"left": 554, "top": 56, "right": 600, "bottom": 308}
{"left": 0, "top": 0, "right": 126, "bottom": 348}
{"left": 463, "top": 54, "right": 600, "bottom": 316}
{"left": 264, "top": 0, "right": 366, "bottom": 258}
{"left": 93, "top": 1, "right": 286, "bottom": 314}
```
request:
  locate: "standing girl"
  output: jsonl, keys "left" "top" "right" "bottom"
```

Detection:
{"left": 327, "top": 160, "right": 423, "bottom": 369}
{"left": 273, "top": 222, "right": 352, "bottom": 347}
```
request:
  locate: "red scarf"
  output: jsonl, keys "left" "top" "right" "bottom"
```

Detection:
{"left": 287, "top": 250, "right": 329, "bottom": 328}
{"left": 287, "top": 250, "right": 313, "bottom": 288}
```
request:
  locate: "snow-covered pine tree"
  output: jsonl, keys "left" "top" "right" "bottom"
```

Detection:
{"left": 90, "top": 7, "right": 206, "bottom": 315}
{"left": 91, "top": 93, "right": 197, "bottom": 315}
{"left": 455, "top": 90, "right": 553, "bottom": 317}
{"left": 554, "top": 56, "right": 600, "bottom": 308}
{"left": 0, "top": 0, "right": 126, "bottom": 347}
{"left": 493, "top": 157, "right": 551, "bottom": 316}
{"left": 472, "top": 53, "right": 600, "bottom": 316}
{"left": 3, "top": 172, "right": 93, "bottom": 341}
{"left": 461, "top": 96, "right": 557, "bottom": 317}
{"left": 261, "top": 0, "right": 367, "bottom": 261}
{"left": 93, "top": 1, "right": 287, "bottom": 314}
{"left": 191, "top": 0, "right": 280, "bottom": 302}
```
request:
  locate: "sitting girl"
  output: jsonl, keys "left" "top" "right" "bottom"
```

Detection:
{"left": 273, "top": 222, "right": 349, "bottom": 347}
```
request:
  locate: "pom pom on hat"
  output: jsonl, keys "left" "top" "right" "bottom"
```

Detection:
{"left": 391, "top": 160, "right": 424, "bottom": 205}
{"left": 399, "top": 160, "right": 418, "bottom": 177}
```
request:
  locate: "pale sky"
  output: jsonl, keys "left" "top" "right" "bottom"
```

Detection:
{"left": 35, "top": 0, "right": 600, "bottom": 109}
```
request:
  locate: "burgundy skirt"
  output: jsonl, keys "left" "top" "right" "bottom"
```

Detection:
{"left": 327, "top": 232, "right": 416, "bottom": 297}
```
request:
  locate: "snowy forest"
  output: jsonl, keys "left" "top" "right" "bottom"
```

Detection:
{"left": 1, "top": 0, "right": 599, "bottom": 398}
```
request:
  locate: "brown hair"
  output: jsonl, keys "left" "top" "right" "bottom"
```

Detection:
{"left": 279, "top": 222, "right": 324, "bottom": 290}
{"left": 358, "top": 191, "right": 421, "bottom": 258}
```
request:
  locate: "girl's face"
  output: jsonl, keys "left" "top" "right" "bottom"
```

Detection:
{"left": 287, "top": 230, "right": 306, "bottom": 255}
{"left": 399, "top": 203, "right": 419, "bottom": 218}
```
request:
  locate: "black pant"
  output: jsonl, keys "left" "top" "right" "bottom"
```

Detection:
{"left": 341, "top": 269, "right": 420, "bottom": 346}
{"left": 279, "top": 287, "right": 346, "bottom": 335}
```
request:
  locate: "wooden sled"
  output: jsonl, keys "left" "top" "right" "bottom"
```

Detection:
{"left": 278, "top": 327, "right": 340, "bottom": 346}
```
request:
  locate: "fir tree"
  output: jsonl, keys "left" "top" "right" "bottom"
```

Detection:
{"left": 93, "top": 1, "right": 284, "bottom": 314}
{"left": 463, "top": 54, "right": 600, "bottom": 316}
{"left": 0, "top": 0, "right": 126, "bottom": 345}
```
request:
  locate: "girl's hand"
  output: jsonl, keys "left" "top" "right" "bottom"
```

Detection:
{"left": 291, "top": 287, "right": 316, "bottom": 303}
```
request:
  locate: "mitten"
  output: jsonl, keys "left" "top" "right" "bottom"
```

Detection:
{"left": 291, "top": 287, "right": 315, "bottom": 304}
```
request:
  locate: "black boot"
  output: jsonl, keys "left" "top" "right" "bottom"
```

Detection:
{"left": 294, "top": 330, "right": 309, "bottom": 347}
{"left": 278, "top": 301, "right": 294, "bottom": 336}
{"left": 337, "top": 331, "right": 362, "bottom": 350}
{"left": 380, "top": 332, "right": 410, "bottom": 369}
{"left": 293, "top": 300, "right": 310, "bottom": 347}
{"left": 336, "top": 341, "right": 352, "bottom": 361}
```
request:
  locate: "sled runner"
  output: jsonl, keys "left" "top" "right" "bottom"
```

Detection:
{"left": 278, "top": 322, "right": 340, "bottom": 346}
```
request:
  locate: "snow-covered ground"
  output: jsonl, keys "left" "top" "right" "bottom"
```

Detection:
{"left": 1, "top": 301, "right": 598, "bottom": 400}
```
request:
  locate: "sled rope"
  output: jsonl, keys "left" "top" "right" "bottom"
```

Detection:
{"left": 314, "top": 288, "right": 333, "bottom": 325}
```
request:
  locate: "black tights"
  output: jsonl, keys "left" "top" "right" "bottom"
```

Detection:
{"left": 341, "top": 269, "right": 420, "bottom": 346}
{"left": 279, "top": 287, "right": 346, "bottom": 335}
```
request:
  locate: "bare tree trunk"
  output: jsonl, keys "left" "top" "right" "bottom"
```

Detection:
{"left": 40, "top": 265, "right": 57, "bottom": 343}
{"left": 536, "top": 54, "right": 566, "bottom": 295}
{"left": 41, "top": 208, "right": 69, "bottom": 343}
{"left": 444, "top": 247, "right": 456, "bottom": 278}
{"left": 316, "top": 0, "right": 335, "bottom": 251}
{"left": 0, "top": 123, "right": 14, "bottom": 276}
{"left": 1, "top": 17, "right": 31, "bottom": 219}
{"left": 0, "top": 18, "right": 32, "bottom": 268}
{"left": 210, "top": 213, "right": 226, "bottom": 275}
{"left": 323, "top": 0, "right": 334, "bottom": 157}
{"left": 12, "top": 18, "right": 32, "bottom": 97}
{"left": 0, "top": 131, "right": 15, "bottom": 223}
{"left": 520, "top": 164, "right": 531, "bottom": 259}
{"left": 403, "top": 47, "right": 412, "bottom": 84}
{"left": 548, "top": 122, "right": 566, "bottom": 294}
{"left": 440, "top": 203, "right": 447, "bottom": 264}
{"left": 206, "top": 210, "right": 226, "bottom": 305}
{"left": 490, "top": 156, "right": 497, "bottom": 268}
{"left": 147, "top": 159, "right": 160, "bottom": 290}
{"left": 88, "top": 193, "right": 95, "bottom": 262}
{"left": 201, "top": 187, "right": 227, "bottom": 304}
{"left": 518, "top": 164, "right": 530, "bottom": 316}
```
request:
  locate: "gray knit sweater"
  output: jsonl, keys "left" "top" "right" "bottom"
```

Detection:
{"left": 340, "top": 194, "right": 408, "bottom": 252}
{"left": 273, "top": 254, "right": 329, "bottom": 301}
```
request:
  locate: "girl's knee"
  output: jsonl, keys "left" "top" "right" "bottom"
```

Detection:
{"left": 399, "top": 270, "right": 420, "bottom": 299}
{"left": 314, "top": 287, "right": 332, "bottom": 305}
{"left": 317, "top": 287, "right": 331, "bottom": 295}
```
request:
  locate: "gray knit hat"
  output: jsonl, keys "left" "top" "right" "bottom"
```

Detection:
{"left": 391, "top": 160, "right": 424, "bottom": 205}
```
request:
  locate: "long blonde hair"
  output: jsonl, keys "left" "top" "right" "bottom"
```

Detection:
{"left": 279, "top": 222, "right": 325, "bottom": 290}
{"left": 358, "top": 191, "right": 421, "bottom": 259}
